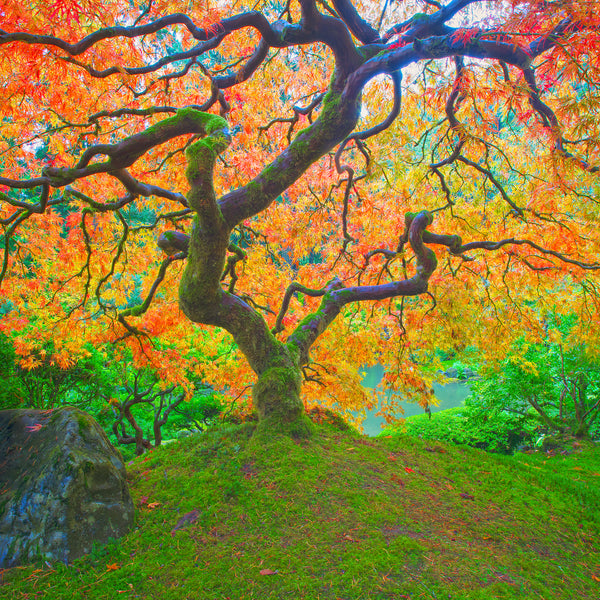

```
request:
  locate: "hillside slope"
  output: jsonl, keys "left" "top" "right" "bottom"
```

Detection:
{"left": 2, "top": 415, "right": 599, "bottom": 599}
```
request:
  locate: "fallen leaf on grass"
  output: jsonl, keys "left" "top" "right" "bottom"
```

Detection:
{"left": 592, "top": 574, "right": 600, "bottom": 582}
{"left": 391, "top": 474, "right": 405, "bottom": 487}
{"left": 171, "top": 509, "right": 200, "bottom": 536}
{"left": 424, "top": 446, "right": 447, "bottom": 454}
{"left": 404, "top": 467, "right": 416, "bottom": 474}
{"left": 459, "top": 493, "right": 475, "bottom": 501}
{"left": 147, "top": 501, "right": 161, "bottom": 509}
{"left": 259, "top": 569, "right": 278, "bottom": 576}
{"left": 494, "top": 571, "right": 516, "bottom": 584}
{"left": 106, "top": 563, "right": 120, "bottom": 571}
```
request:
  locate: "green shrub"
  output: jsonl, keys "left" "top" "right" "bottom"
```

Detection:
{"left": 467, "top": 334, "right": 600, "bottom": 440}
{"left": 397, "top": 406, "right": 539, "bottom": 454}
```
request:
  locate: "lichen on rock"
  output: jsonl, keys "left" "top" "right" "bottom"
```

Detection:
{"left": 0, "top": 406, "right": 134, "bottom": 567}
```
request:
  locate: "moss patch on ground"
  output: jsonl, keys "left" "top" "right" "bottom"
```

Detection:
{"left": 2, "top": 415, "right": 599, "bottom": 599}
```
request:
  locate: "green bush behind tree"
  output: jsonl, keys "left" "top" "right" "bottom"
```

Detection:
{"left": 468, "top": 334, "right": 600, "bottom": 441}
{"left": 0, "top": 332, "right": 223, "bottom": 458}
{"left": 397, "top": 323, "right": 600, "bottom": 453}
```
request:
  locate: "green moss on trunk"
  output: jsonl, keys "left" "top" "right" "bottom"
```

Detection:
{"left": 252, "top": 366, "right": 313, "bottom": 439}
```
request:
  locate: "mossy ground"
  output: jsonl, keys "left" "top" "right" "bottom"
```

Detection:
{"left": 2, "top": 411, "right": 599, "bottom": 599}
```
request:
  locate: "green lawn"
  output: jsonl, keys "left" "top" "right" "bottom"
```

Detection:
{"left": 2, "top": 413, "right": 599, "bottom": 599}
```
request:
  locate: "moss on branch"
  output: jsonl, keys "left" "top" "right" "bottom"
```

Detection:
{"left": 43, "top": 108, "right": 230, "bottom": 188}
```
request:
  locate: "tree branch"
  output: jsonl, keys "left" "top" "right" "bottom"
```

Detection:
{"left": 43, "top": 109, "right": 230, "bottom": 188}
{"left": 287, "top": 211, "right": 437, "bottom": 365}
{"left": 331, "top": 0, "right": 381, "bottom": 44}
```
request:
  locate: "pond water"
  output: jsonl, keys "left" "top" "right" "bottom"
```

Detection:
{"left": 359, "top": 364, "right": 471, "bottom": 436}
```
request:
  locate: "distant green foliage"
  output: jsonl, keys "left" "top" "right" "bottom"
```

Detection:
{"left": 399, "top": 327, "right": 600, "bottom": 453}
{"left": 0, "top": 334, "right": 110, "bottom": 410}
{"left": 18, "top": 345, "right": 109, "bottom": 411}
{"left": 0, "top": 332, "right": 25, "bottom": 409}
{"left": 468, "top": 331, "right": 600, "bottom": 440}
{"left": 447, "top": 360, "right": 474, "bottom": 380}
{"left": 166, "top": 389, "right": 223, "bottom": 434}
{"left": 0, "top": 334, "right": 223, "bottom": 457}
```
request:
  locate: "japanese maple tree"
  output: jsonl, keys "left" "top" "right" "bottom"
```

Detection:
{"left": 1, "top": 0, "right": 600, "bottom": 434}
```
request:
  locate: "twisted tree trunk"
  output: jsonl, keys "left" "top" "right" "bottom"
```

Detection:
{"left": 177, "top": 85, "right": 362, "bottom": 435}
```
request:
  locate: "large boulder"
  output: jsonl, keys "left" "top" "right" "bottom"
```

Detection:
{"left": 0, "top": 406, "right": 134, "bottom": 567}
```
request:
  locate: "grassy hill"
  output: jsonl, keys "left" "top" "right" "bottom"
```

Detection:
{"left": 2, "top": 412, "right": 599, "bottom": 599}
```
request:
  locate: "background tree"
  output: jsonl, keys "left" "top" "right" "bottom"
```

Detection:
{"left": 108, "top": 367, "right": 223, "bottom": 456}
{"left": 469, "top": 324, "right": 600, "bottom": 440}
{"left": 1, "top": 0, "right": 600, "bottom": 434}
{"left": 0, "top": 331, "right": 224, "bottom": 452}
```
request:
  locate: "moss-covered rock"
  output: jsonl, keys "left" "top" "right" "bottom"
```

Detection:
{"left": 0, "top": 406, "right": 134, "bottom": 567}
{"left": 540, "top": 433, "right": 582, "bottom": 452}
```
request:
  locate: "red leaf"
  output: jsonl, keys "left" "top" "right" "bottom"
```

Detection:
{"left": 259, "top": 569, "right": 278, "bottom": 576}
{"left": 404, "top": 467, "right": 415, "bottom": 473}
{"left": 450, "top": 27, "right": 481, "bottom": 45}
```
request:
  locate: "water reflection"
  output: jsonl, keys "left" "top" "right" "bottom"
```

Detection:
{"left": 360, "top": 364, "right": 471, "bottom": 436}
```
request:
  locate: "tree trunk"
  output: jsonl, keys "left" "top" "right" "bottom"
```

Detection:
{"left": 153, "top": 421, "right": 163, "bottom": 447}
{"left": 175, "top": 95, "right": 363, "bottom": 436}
{"left": 252, "top": 362, "right": 312, "bottom": 437}
{"left": 123, "top": 406, "right": 151, "bottom": 455}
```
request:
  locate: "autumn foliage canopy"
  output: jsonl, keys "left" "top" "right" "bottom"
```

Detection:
{"left": 2, "top": 0, "right": 600, "bottom": 431}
